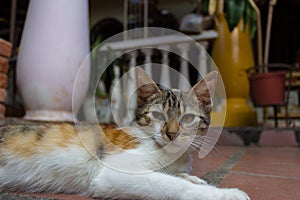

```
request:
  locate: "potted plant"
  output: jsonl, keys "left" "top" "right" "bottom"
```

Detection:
{"left": 244, "top": 0, "right": 287, "bottom": 108}
{"left": 247, "top": 64, "right": 290, "bottom": 106}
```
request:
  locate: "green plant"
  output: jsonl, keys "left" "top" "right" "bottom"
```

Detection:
{"left": 200, "top": 0, "right": 260, "bottom": 38}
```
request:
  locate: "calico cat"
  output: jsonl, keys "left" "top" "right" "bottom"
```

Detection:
{"left": 0, "top": 67, "right": 250, "bottom": 200}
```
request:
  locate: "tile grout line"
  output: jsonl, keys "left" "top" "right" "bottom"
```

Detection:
{"left": 202, "top": 147, "right": 248, "bottom": 186}
{"left": 231, "top": 171, "right": 300, "bottom": 180}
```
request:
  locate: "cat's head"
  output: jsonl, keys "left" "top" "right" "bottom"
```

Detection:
{"left": 134, "top": 67, "right": 218, "bottom": 153}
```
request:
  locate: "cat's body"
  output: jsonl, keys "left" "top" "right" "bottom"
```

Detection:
{"left": 0, "top": 68, "right": 250, "bottom": 200}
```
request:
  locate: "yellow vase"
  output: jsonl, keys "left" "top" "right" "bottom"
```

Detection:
{"left": 211, "top": 2, "right": 257, "bottom": 127}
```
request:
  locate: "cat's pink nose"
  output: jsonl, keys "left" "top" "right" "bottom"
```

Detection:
{"left": 166, "top": 132, "right": 178, "bottom": 140}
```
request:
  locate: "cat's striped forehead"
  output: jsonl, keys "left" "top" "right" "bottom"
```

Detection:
{"left": 149, "top": 87, "right": 202, "bottom": 116}
{"left": 160, "top": 87, "right": 181, "bottom": 110}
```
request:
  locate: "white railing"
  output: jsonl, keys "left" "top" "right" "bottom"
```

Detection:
{"left": 99, "top": 30, "right": 217, "bottom": 87}
{"left": 90, "top": 30, "right": 218, "bottom": 125}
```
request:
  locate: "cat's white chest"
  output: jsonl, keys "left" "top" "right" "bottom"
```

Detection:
{"left": 102, "top": 142, "right": 191, "bottom": 175}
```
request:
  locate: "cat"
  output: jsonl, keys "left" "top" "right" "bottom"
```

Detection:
{"left": 0, "top": 67, "right": 250, "bottom": 200}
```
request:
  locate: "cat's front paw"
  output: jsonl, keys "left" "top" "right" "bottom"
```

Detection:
{"left": 219, "top": 188, "right": 250, "bottom": 200}
{"left": 180, "top": 185, "right": 250, "bottom": 200}
{"left": 177, "top": 173, "right": 207, "bottom": 185}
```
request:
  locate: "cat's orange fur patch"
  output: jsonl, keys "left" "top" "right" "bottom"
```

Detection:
{"left": 3, "top": 132, "right": 42, "bottom": 157}
{"left": 101, "top": 125, "right": 140, "bottom": 150}
{"left": 1, "top": 124, "right": 83, "bottom": 157}
{"left": 1, "top": 123, "right": 140, "bottom": 158}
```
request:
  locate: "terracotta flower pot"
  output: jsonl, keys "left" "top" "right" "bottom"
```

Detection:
{"left": 249, "top": 71, "right": 285, "bottom": 106}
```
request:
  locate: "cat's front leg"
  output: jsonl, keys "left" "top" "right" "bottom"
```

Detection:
{"left": 176, "top": 172, "right": 208, "bottom": 184}
{"left": 175, "top": 173, "right": 250, "bottom": 200}
{"left": 88, "top": 168, "right": 250, "bottom": 200}
{"left": 213, "top": 188, "right": 250, "bottom": 200}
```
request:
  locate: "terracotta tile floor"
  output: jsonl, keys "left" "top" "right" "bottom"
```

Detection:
{"left": 3, "top": 129, "right": 300, "bottom": 200}
{"left": 218, "top": 147, "right": 300, "bottom": 200}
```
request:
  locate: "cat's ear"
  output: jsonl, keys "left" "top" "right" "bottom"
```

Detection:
{"left": 189, "top": 71, "right": 218, "bottom": 107}
{"left": 136, "top": 67, "right": 160, "bottom": 106}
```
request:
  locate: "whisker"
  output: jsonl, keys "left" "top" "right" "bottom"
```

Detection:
{"left": 185, "top": 141, "right": 199, "bottom": 152}
{"left": 201, "top": 135, "right": 219, "bottom": 140}
{"left": 190, "top": 139, "right": 216, "bottom": 153}
{"left": 200, "top": 142, "right": 215, "bottom": 151}
{"left": 193, "top": 138, "right": 219, "bottom": 147}
{"left": 200, "top": 141, "right": 223, "bottom": 156}
{"left": 192, "top": 138, "right": 215, "bottom": 147}
{"left": 196, "top": 142, "right": 209, "bottom": 150}
{"left": 190, "top": 144, "right": 200, "bottom": 151}
{"left": 195, "top": 135, "right": 219, "bottom": 141}
{"left": 189, "top": 145, "right": 198, "bottom": 152}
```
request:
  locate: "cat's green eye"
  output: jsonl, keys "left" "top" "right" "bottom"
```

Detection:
{"left": 180, "top": 114, "right": 195, "bottom": 124}
{"left": 151, "top": 111, "right": 166, "bottom": 121}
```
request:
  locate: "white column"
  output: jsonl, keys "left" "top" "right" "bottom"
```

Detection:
{"left": 159, "top": 45, "right": 171, "bottom": 88}
{"left": 198, "top": 41, "right": 208, "bottom": 80}
{"left": 16, "top": 0, "right": 90, "bottom": 121}
{"left": 123, "top": 51, "right": 137, "bottom": 125}
{"left": 177, "top": 43, "right": 191, "bottom": 90}
{"left": 142, "top": 48, "right": 153, "bottom": 77}
{"left": 110, "top": 64, "right": 122, "bottom": 124}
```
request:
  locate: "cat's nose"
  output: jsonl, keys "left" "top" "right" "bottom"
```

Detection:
{"left": 166, "top": 119, "right": 179, "bottom": 141}
{"left": 166, "top": 131, "right": 178, "bottom": 141}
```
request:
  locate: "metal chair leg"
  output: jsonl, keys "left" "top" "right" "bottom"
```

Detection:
{"left": 273, "top": 105, "right": 278, "bottom": 127}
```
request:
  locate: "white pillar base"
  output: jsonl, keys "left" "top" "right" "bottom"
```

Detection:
{"left": 24, "top": 110, "right": 75, "bottom": 122}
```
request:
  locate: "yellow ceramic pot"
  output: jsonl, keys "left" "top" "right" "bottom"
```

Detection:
{"left": 211, "top": 2, "right": 257, "bottom": 127}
